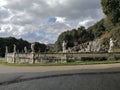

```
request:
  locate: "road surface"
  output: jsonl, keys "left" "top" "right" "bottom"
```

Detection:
{"left": 0, "top": 63, "right": 120, "bottom": 90}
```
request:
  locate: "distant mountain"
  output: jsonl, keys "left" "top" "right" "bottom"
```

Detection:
{"left": 47, "top": 44, "right": 54, "bottom": 47}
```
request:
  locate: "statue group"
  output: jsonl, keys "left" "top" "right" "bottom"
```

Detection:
{"left": 62, "top": 38, "right": 116, "bottom": 53}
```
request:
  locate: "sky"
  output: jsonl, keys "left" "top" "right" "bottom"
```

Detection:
{"left": 0, "top": 0, "right": 105, "bottom": 44}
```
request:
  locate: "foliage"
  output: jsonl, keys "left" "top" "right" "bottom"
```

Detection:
{"left": 34, "top": 42, "right": 47, "bottom": 52}
{"left": 0, "top": 37, "right": 47, "bottom": 57}
{"left": 103, "top": 18, "right": 114, "bottom": 31}
{"left": 88, "top": 19, "right": 105, "bottom": 38}
{"left": 101, "top": 0, "right": 120, "bottom": 24}
{"left": 54, "top": 26, "right": 94, "bottom": 51}
{"left": 55, "top": 19, "right": 106, "bottom": 51}
{"left": 102, "top": 38, "right": 109, "bottom": 46}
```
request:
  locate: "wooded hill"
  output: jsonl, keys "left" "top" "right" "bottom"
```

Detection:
{"left": 0, "top": 37, "right": 47, "bottom": 57}
{"left": 54, "top": 0, "right": 120, "bottom": 51}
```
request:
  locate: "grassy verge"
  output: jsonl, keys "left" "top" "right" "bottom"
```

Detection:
{"left": 0, "top": 60, "right": 3, "bottom": 64}
{"left": 114, "top": 48, "right": 120, "bottom": 52}
{"left": 2, "top": 60, "right": 120, "bottom": 66}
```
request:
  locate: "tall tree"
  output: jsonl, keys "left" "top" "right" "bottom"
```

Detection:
{"left": 101, "top": 0, "right": 120, "bottom": 24}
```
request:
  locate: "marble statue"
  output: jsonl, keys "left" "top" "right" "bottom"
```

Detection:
{"left": 31, "top": 43, "right": 35, "bottom": 53}
{"left": 108, "top": 38, "right": 114, "bottom": 53}
{"left": 13, "top": 44, "right": 16, "bottom": 53}
{"left": 24, "top": 46, "right": 27, "bottom": 53}
{"left": 62, "top": 41, "right": 67, "bottom": 53}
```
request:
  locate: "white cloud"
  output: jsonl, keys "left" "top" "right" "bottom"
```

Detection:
{"left": 0, "top": 0, "right": 8, "bottom": 6}
{"left": 56, "top": 17, "right": 66, "bottom": 23}
{"left": 0, "top": 24, "right": 12, "bottom": 33}
{"left": 46, "top": 0, "right": 68, "bottom": 7}
{"left": 78, "top": 18, "right": 94, "bottom": 28}
{"left": 0, "top": 0, "right": 105, "bottom": 44}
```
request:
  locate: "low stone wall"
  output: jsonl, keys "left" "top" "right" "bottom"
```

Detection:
{"left": 5, "top": 53, "right": 14, "bottom": 63}
{"left": 5, "top": 53, "right": 35, "bottom": 64}
{"left": 5, "top": 52, "right": 120, "bottom": 64}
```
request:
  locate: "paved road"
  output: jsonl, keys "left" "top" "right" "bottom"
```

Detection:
{"left": 0, "top": 64, "right": 120, "bottom": 90}
{"left": 1, "top": 63, "right": 120, "bottom": 73}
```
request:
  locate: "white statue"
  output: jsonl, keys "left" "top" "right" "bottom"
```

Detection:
{"left": 5, "top": 46, "right": 8, "bottom": 53}
{"left": 62, "top": 41, "right": 67, "bottom": 53}
{"left": 13, "top": 44, "right": 16, "bottom": 53}
{"left": 108, "top": 38, "right": 114, "bottom": 53}
{"left": 24, "top": 46, "right": 27, "bottom": 53}
{"left": 31, "top": 43, "right": 35, "bottom": 53}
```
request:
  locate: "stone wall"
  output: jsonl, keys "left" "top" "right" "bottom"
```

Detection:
{"left": 5, "top": 53, "right": 34, "bottom": 64}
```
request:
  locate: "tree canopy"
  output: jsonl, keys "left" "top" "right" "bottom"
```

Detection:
{"left": 0, "top": 37, "right": 47, "bottom": 57}
{"left": 54, "top": 26, "right": 94, "bottom": 51}
{"left": 101, "top": 0, "right": 120, "bottom": 24}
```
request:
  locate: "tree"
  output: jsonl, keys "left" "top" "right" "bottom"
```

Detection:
{"left": 101, "top": 0, "right": 120, "bottom": 24}
{"left": 0, "top": 37, "right": 47, "bottom": 57}
{"left": 88, "top": 19, "right": 105, "bottom": 38}
{"left": 54, "top": 26, "right": 94, "bottom": 51}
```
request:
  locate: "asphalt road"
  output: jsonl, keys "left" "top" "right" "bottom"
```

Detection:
{"left": 0, "top": 64, "right": 120, "bottom": 90}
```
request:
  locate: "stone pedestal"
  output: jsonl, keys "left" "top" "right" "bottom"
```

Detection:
{"left": 61, "top": 54, "right": 67, "bottom": 62}
{"left": 5, "top": 46, "right": 8, "bottom": 63}
{"left": 30, "top": 52, "right": 35, "bottom": 64}
{"left": 107, "top": 53, "right": 115, "bottom": 60}
{"left": 13, "top": 52, "right": 16, "bottom": 63}
{"left": 5, "top": 53, "right": 8, "bottom": 63}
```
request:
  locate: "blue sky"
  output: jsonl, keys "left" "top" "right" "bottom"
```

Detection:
{"left": 0, "top": 0, "right": 105, "bottom": 44}
{"left": 48, "top": 17, "right": 56, "bottom": 24}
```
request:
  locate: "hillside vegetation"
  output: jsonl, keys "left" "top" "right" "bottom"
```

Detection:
{"left": 0, "top": 37, "right": 47, "bottom": 57}
{"left": 54, "top": 0, "right": 120, "bottom": 51}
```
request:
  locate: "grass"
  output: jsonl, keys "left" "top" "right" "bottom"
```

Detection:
{"left": 2, "top": 59, "right": 120, "bottom": 66}
{"left": 114, "top": 48, "right": 120, "bottom": 52}
{"left": 0, "top": 60, "right": 3, "bottom": 64}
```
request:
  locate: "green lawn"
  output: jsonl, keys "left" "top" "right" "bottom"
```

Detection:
{"left": 0, "top": 60, "right": 3, "bottom": 64}
{"left": 2, "top": 60, "right": 120, "bottom": 66}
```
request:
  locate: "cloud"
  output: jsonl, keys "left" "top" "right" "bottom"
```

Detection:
{"left": 78, "top": 18, "right": 94, "bottom": 28}
{"left": 0, "top": 0, "right": 105, "bottom": 44}
{"left": 0, "top": 0, "right": 8, "bottom": 6}
{"left": 56, "top": 17, "right": 66, "bottom": 23}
